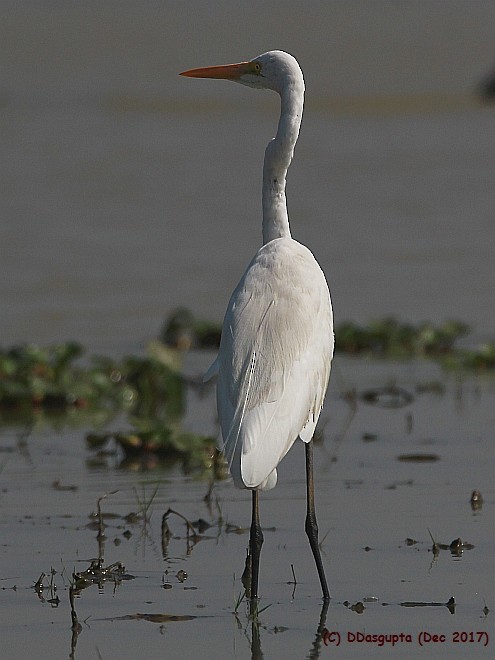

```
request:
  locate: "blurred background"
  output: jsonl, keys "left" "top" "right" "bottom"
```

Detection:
{"left": 1, "top": 0, "right": 494, "bottom": 355}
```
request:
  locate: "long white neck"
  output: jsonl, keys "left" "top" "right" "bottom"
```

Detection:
{"left": 262, "top": 82, "right": 304, "bottom": 244}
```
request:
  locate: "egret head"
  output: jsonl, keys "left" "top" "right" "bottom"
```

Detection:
{"left": 180, "top": 50, "right": 304, "bottom": 95}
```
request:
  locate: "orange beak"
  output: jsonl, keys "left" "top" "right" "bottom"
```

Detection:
{"left": 180, "top": 61, "right": 251, "bottom": 81}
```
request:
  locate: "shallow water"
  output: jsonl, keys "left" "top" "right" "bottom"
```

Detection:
{"left": 1, "top": 355, "right": 494, "bottom": 659}
{"left": 1, "top": 2, "right": 495, "bottom": 658}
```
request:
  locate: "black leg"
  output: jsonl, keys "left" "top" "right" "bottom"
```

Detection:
{"left": 305, "top": 440, "right": 330, "bottom": 600}
{"left": 250, "top": 489, "right": 264, "bottom": 602}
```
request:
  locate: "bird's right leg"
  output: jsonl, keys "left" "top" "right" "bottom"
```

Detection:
{"left": 249, "top": 489, "right": 264, "bottom": 604}
{"left": 305, "top": 439, "right": 330, "bottom": 600}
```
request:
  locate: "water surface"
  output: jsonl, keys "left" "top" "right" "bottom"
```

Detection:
{"left": 1, "top": 3, "right": 494, "bottom": 658}
{"left": 1, "top": 1, "right": 495, "bottom": 353}
{"left": 1, "top": 355, "right": 494, "bottom": 659}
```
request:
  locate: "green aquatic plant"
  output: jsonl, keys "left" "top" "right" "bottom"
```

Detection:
{"left": 456, "top": 341, "right": 495, "bottom": 370}
{"left": 162, "top": 307, "right": 222, "bottom": 350}
{"left": 0, "top": 342, "right": 183, "bottom": 421}
{"left": 1, "top": 313, "right": 492, "bottom": 480}
{"left": 335, "top": 318, "right": 470, "bottom": 358}
{"left": 162, "top": 310, "right": 495, "bottom": 369}
{"left": 0, "top": 342, "right": 95, "bottom": 408}
{"left": 0, "top": 340, "right": 225, "bottom": 479}
{"left": 87, "top": 422, "right": 224, "bottom": 478}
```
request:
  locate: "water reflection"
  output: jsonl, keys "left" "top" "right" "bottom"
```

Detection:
{"left": 246, "top": 599, "right": 330, "bottom": 660}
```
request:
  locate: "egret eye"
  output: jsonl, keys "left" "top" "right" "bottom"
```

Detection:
{"left": 252, "top": 62, "right": 262, "bottom": 74}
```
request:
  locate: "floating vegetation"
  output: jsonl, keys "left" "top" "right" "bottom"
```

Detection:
{"left": 87, "top": 424, "right": 224, "bottom": 478}
{"left": 0, "top": 342, "right": 183, "bottom": 423}
{"left": 335, "top": 318, "right": 470, "bottom": 358}
{"left": 106, "top": 612, "right": 198, "bottom": 623}
{"left": 161, "top": 307, "right": 222, "bottom": 350}
{"left": 1, "top": 312, "right": 493, "bottom": 481}
{"left": 35, "top": 496, "right": 180, "bottom": 658}
{"left": 72, "top": 559, "right": 133, "bottom": 591}
{"left": 399, "top": 596, "right": 456, "bottom": 614}
{"left": 343, "top": 600, "right": 366, "bottom": 614}
{"left": 0, "top": 339, "right": 225, "bottom": 480}
{"left": 373, "top": 596, "right": 456, "bottom": 615}
{"left": 34, "top": 569, "right": 60, "bottom": 607}
{"left": 162, "top": 309, "right": 495, "bottom": 369}
{"left": 1, "top": 314, "right": 492, "bottom": 423}
{"left": 397, "top": 453, "right": 440, "bottom": 463}
{"left": 0, "top": 342, "right": 104, "bottom": 414}
{"left": 470, "top": 489, "right": 483, "bottom": 512}
{"left": 422, "top": 528, "right": 475, "bottom": 560}
{"left": 361, "top": 385, "right": 414, "bottom": 408}
{"left": 455, "top": 341, "right": 495, "bottom": 370}
{"left": 337, "top": 318, "right": 495, "bottom": 369}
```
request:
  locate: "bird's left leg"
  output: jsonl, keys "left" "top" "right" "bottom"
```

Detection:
{"left": 305, "top": 439, "right": 330, "bottom": 600}
{"left": 249, "top": 489, "right": 264, "bottom": 604}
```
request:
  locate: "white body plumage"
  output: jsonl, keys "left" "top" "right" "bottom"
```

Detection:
{"left": 208, "top": 237, "right": 333, "bottom": 490}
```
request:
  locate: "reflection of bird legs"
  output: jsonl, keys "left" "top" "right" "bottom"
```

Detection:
{"left": 242, "top": 490, "right": 264, "bottom": 608}
{"left": 251, "top": 614, "right": 264, "bottom": 660}
{"left": 308, "top": 599, "right": 330, "bottom": 660}
{"left": 305, "top": 440, "right": 330, "bottom": 600}
{"left": 249, "top": 589, "right": 330, "bottom": 660}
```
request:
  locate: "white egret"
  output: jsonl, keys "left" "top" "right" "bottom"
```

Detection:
{"left": 181, "top": 51, "right": 333, "bottom": 602}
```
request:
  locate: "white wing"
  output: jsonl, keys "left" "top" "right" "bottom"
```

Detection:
{"left": 215, "top": 236, "right": 333, "bottom": 490}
